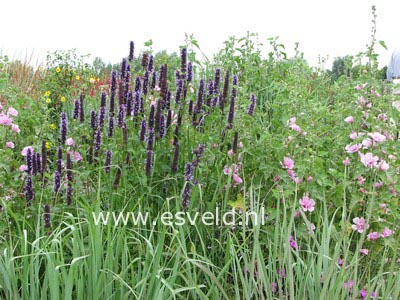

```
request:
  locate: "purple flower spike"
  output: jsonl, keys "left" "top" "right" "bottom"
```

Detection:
{"left": 248, "top": 94, "right": 256, "bottom": 116}
{"left": 128, "top": 41, "right": 134, "bottom": 62}
{"left": 60, "top": 112, "right": 68, "bottom": 144}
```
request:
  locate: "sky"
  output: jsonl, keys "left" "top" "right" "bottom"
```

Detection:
{"left": 0, "top": 0, "right": 399, "bottom": 68}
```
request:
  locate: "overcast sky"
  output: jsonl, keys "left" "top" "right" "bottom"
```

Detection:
{"left": 0, "top": 0, "right": 398, "bottom": 68}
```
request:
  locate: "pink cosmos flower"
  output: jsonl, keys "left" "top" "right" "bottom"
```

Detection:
{"left": 7, "top": 107, "right": 18, "bottom": 117}
{"left": 299, "top": 193, "right": 315, "bottom": 212}
{"left": 367, "top": 232, "right": 380, "bottom": 241}
{"left": 352, "top": 217, "right": 367, "bottom": 233}
{"left": 6, "top": 141, "right": 14, "bottom": 148}
{"left": 360, "top": 249, "right": 369, "bottom": 255}
{"left": 344, "top": 116, "right": 354, "bottom": 123}
{"left": 349, "top": 131, "right": 358, "bottom": 140}
{"left": 289, "top": 123, "right": 301, "bottom": 132}
{"left": 359, "top": 152, "right": 379, "bottom": 168}
{"left": 0, "top": 114, "right": 13, "bottom": 126}
{"left": 19, "top": 164, "right": 28, "bottom": 172}
{"left": 289, "top": 235, "right": 297, "bottom": 249}
{"left": 232, "top": 173, "right": 243, "bottom": 186}
{"left": 381, "top": 227, "right": 393, "bottom": 237}
{"left": 360, "top": 289, "right": 368, "bottom": 299}
{"left": 357, "top": 176, "right": 366, "bottom": 185}
{"left": 21, "top": 146, "right": 34, "bottom": 156}
{"left": 282, "top": 156, "right": 294, "bottom": 170}
{"left": 343, "top": 157, "right": 351, "bottom": 166}
{"left": 69, "top": 151, "right": 83, "bottom": 162}
{"left": 345, "top": 143, "right": 361, "bottom": 153}
{"left": 11, "top": 124, "right": 20, "bottom": 133}
{"left": 377, "top": 160, "right": 389, "bottom": 171}
{"left": 362, "top": 138, "right": 372, "bottom": 149}
{"left": 368, "top": 132, "right": 386, "bottom": 143}
{"left": 66, "top": 138, "right": 75, "bottom": 146}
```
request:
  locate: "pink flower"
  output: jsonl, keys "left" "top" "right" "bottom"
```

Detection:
{"left": 371, "top": 89, "right": 380, "bottom": 97}
{"left": 0, "top": 114, "right": 13, "bottom": 126}
{"left": 352, "top": 217, "right": 367, "bottom": 233}
{"left": 377, "top": 160, "right": 389, "bottom": 171}
{"left": 307, "top": 176, "right": 313, "bottom": 182}
{"left": 289, "top": 123, "right": 301, "bottom": 132}
{"left": 344, "top": 116, "right": 354, "bottom": 123}
{"left": 11, "top": 124, "right": 20, "bottom": 133}
{"left": 359, "top": 152, "right": 379, "bottom": 168}
{"left": 349, "top": 131, "right": 358, "bottom": 140}
{"left": 378, "top": 113, "right": 387, "bottom": 121}
{"left": 293, "top": 210, "right": 301, "bottom": 218}
{"left": 227, "top": 149, "right": 235, "bottom": 157}
{"left": 289, "top": 235, "right": 297, "bottom": 249}
{"left": 66, "top": 138, "right": 75, "bottom": 146}
{"left": 345, "top": 143, "right": 361, "bottom": 153}
{"left": 5, "top": 141, "right": 14, "bottom": 148}
{"left": 362, "top": 138, "right": 372, "bottom": 149}
{"left": 21, "top": 146, "right": 34, "bottom": 156}
{"left": 357, "top": 176, "right": 366, "bottom": 185}
{"left": 368, "top": 132, "right": 386, "bottom": 143}
{"left": 381, "top": 227, "right": 393, "bottom": 238}
{"left": 343, "top": 157, "right": 351, "bottom": 166}
{"left": 287, "top": 169, "right": 295, "bottom": 177}
{"left": 7, "top": 107, "right": 18, "bottom": 117}
{"left": 287, "top": 136, "right": 294, "bottom": 142}
{"left": 344, "top": 280, "right": 354, "bottom": 290}
{"left": 373, "top": 182, "right": 384, "bottom": 189}
{"left": 287, "top": 117, "right": 296, "bottom": 125}
{"left": 360, "top": 289, "right": 368, "bottom": 299}
{"left": 69, "top": 151, "right": 83, "bottom": 162}
{"left": 282, "top": 156, "right": 294, "bottom": 170}
{"left": 367, "top": 231, "right": 380, "bottom": 241}
{"left": 19, "top": 164, "right": 28, "bottom": 172}
{"left": 371, "top": 291, "right": 376, "bottom": 298}
{"left": 299, "top": 193, "right": 315, "bottom": 212}
{"left": 360, "top": 249, "right": 369, "bottom": 255}
{"left": 271, "top": 282, "right": 278, "bottom": 293}
{"left": 232, "top": 173, "right": 243, "bottom": 186}
{"left": 292, "top": 176, "right": 302, "bottom": 184}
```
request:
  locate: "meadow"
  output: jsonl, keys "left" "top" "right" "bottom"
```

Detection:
{"left": 0, "top": 33, "right": 399, "bottom": 300}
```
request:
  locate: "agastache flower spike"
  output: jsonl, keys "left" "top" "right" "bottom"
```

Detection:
{"left": 126, "top": 91, "right": 133, "bottom": 117}
{"left": 26, "top": 148, "right": 33, "bottom": 175}
{"left": 24, "top": 176, "right": 34, "bottom": 206}
{"left": 166, "top": 110, "right": 172, "bottom": 129}
{"left": 73, "top": 100, "right": 80, "bottom": 119}
{"left": 182, "top": 184, "right": 192, "bottom": 209}
{"left": 32, "top": 151, "right": 38, "bottom": 176}
{"left": 90, "top": 110, "right": 98, "bottom": 130}
{"left": 100, "top": 92, "right": 107, "bottom": 108}
{"left": 147, "top": 127, "right": 155, "bottom": 151}
{"left": 165, "top": 90, "right": 171, "bottom": 110}
{"left": 43, "top": 204, "right": 51, "bottom": 227}
{"left": 134, "top": 77, "right": 141, "bottom": 93}
{"left": 214, "top": 68, "right": 221, "bottom": 94}
{"left": 145, "top": 150, "right": 154, "bottom": 177}
{"left": 232, "top": 131, "right": 239, "bottom": 154}
{"left": 140, "top": 120, "right": 147, "bottom": 142}
{"left": 184, "top": 162, "right": 194, "bottom": 181}
{"left": 128, "top": 41, "right": 134, "bottom": 62}
{"left": 79, "top": 94, "right": 85, "bottom": 123}
{"left": 159, "top": 114, "right": 166, "bottom": 138}
{"left": 57, "top": 147, "right": 63, "bottom": 174}
{"left": 60, "top": 112, "right": 68, "bottom": 144}
{"left": 94, "top": 129, "right": 102, "bottom": 153}
{"left": 141, "top": 52, "right": 149, "bottom": 68}
{"left": 151, "top": 71, "right": 157, "bottom": 90}
{"left": 104, "top": 150, "right": 112, "bottom": 173}
{"left": 227, "top": 75, "right": 237, "bottom": 128}
{"left": 110, "top": 70, "right": 117, "bottom": 115}
{"left": 133, "top": 91, "right": 140, "bottom": 117}
{"left": 248, "top": 94, "right": 256, "bottom": 116}
{"left": 147, "top": 55, "right": 154, "bottom": 72}
{"left": 143, "top": 71, "right": 149, "bottom": 95}
{"left": 180, "top": 47, "right": 187, "bottom": 78}
{"left": 108, "top": 115, "right": 114, "bottom": 138}
{"left": 186, "top": 62, "right": 193, "bottom": 82}
{"left": 53, "top": 171, "right": 61, "bottom": 194}
{"left": 35, "top": 153, "right": 41, "bottom": 176}
{"left": 195, "top": 79, "right": 205, "bottom": 114}
{"left": 117, "top": 104, "right": 126, "bottom": 128}
{"left": 175, "top": 79, "right": 183, "bottom": 105}
{"left": 222, "top": 70, "right": 230, "bottom": 104}
{"left": 99, "top": 107, "right": 106, "bottom": 128}
{"left": 149, "top": 103, "right": 155, "bottom": 129}
{"left": 121, "top": 58, "right": 127, "bottom": 80}
{"left": 171, "top": 142, "right": 180, "bottom": 173}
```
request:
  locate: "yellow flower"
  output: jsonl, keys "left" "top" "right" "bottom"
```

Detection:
{"left": 56, "top": 67, "right": 61, "bottom": 73}
{"left": 50, "top": 124, "right": 56, "bottom": 130}
{"left": 44, "top": 90, "right": 51, "bottom": 96}
{"left": 60, "top": 96, "right": 66, "bottom": 102}
{"left": 45, "top": 98, "right": 52, "bottom": 104}
{"left": 45, "top": 141, "right": 52, "bottom": 149}
{"left": 76, "top": 75, "right": 80, "bottom": 80}
{"left": 89, "top": 77, "right": 96, "bottom": 84}
{"left": 96, "top": 77, "right": 100, "bottom": 82}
